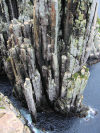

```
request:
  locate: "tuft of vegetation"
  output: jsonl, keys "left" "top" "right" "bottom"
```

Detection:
{"left": 72, "top": 73, "right": 79, "bottom": 80}
{"left": 0, "top": 97, "right": 2, "bottom": 101}
{"left": 68, "top": 88, "right": 73, "bottom": 91}
{"left": 6, "top": 57, "right": 11, "bottom": 62}
{"left": 0, "top": 107, "right": 5, "bottom": 109}
{"left": 97, "top": 17, "right": 100, "bottom": 25}
{"left": 97, "top": 17, "right": 100, "bottom": 33}
{"left": 68, "top": 66, "right": 89, "bottom": 81}
{"left": 28, "top": 1, "right": 33, "bottom": 6}
{"left": 85, "top": 67, "right": 89, "bottom": 72}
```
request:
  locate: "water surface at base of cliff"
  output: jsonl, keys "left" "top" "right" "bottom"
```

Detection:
{"left": 36, "top": 62, "right": 100, "bottom": 133}
{"left": 0, "top": 62, "right": 100, "bottom": 133}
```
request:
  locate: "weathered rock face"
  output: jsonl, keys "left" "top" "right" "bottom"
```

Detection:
{"left": 0, "top": 55, "right": 4, "bottom": 76}
{"left": 54, "top": 66, "right": 90, "bottom": 116}
{"left": 0, "top": 0, "right": 98, "bottom": 120}
{"left": 0, "top": 110, "right": 24, "bottom": 133}
{"left": 33, "top": 0, "right": 97, "bottom": 116}
{"left": 0, "top": 110, "right": 32, "bottom": 133}
{"left": 0, "top": 0, "right": 33, "bottom": 76}
{"left": 88, "top": 18, "right": 100, "bottom": 65}
{"left": 0, "top": 92, "right": 31, "bottom": 133}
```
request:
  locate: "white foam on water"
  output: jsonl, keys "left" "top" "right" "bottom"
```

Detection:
{"left": 83, "top": 107, "right": 97, "bottom": 121}
{"left": 20, "top": 109, "right": 46, "bottom": 133}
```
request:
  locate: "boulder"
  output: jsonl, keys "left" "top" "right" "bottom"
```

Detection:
{"left": 0, "top": 109, "right": 24, "bottom": 133}
{"left": 0, "top": 93, "right": 31, "bottom": 133}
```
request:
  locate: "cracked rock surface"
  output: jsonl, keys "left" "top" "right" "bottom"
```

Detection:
{"left": 0, "top": 0, "right": 98, "bottom": 120}
{"left": 0, "top": 92, "right": 31, "bottom": 133}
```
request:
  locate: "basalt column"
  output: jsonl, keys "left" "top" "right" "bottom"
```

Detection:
{"left": 33, "top": 0, "right": 98, "bottom": 116}
{"left": 0, "top": 0, "right": 98, "bottom": 121}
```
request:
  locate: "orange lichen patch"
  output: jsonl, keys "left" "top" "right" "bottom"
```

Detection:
{"left": 33, "top": 0, "right": 39, "bottom": 47}
{"left": 10, "top": 57, "right": 17, "bottom": 78}
{"left": 67, "top": 0, "right": 72, "bottom": 9}
{"left": 33, "top": 18, "right": 39, "bottom": 47}
{"left": 49, "top": 2, "right": 56, "bottom": 45}
{"left": 51, "top": 2, "right": 56, "bottom": 27}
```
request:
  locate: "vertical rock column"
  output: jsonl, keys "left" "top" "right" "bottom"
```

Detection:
{"left": 33, "top": 0, "right": 60, "bottom": 102}
{"left": 4, "top": 19, "right": 43, "bottom": 120}
{"left": 0, "top": 0, "right": 98, "bottom": 120}
{"left": 33, "top": 0, "right": 98, "bottom": 116}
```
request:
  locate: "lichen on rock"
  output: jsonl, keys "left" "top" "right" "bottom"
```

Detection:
{"left": 54, "top": 66, "right": 90, "bottom": 116}
{"left": 0, "top": 0, "right": 98, "bottom": 120}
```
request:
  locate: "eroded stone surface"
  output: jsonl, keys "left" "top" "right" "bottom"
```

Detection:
{"left": 0, "top": 92, "right": 31, "bottom": 133}
{"left": 54, "top": 66, "right": 90, "bottom": 115}
{"left": 0, "top": 109, "right": 24, "bottom": 133}
{"left": 0, "top": 0, "right": 98, "bottom": 119}
{"left": 88, "top": 19, "right": 100, "bottom": 65}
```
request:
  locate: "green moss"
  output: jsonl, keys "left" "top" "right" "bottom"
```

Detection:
{"left": 0, "top": 107, "right": 5, "bottom": 109}
{"left": 75, "top": 19, "right": 81, "bottom": 27}
{"left": 67, "top": 66, "right": 89, "bottom": 82}
{"left": 6, "top": 57, "right": 11, "bottom": 62}
{"left": 29, "top": 45, "right": 32, "bottom": 48}
{"left": 80, "top": 74, "right": 85, "bottom": 79}
{"left": 72, "top": 73, "right": 79, "bottom": 80}
{"left": 97, "top": 17, "right": 100, "bottom": 25}
{"left": 28, "top": 1, "right": 33, "bottom": 6}
{"left": 0, "top": 97, "right": 2, "bottom": 101}
{"left": 80, "top": 2, "right": 85, "bottom": 11}
{"left": 81, "top": 20, "right": 86, "bottom": 25}
{"left": 68, "top": 88, "right": 73, "bottom": 91}
{"left": 67, "top": 76, "right": 73, "bottom": 80}
{"left": 17, "top": 115, "right": 21, "bottom": 118}
{"left": 74, "top": 39, "right": 79, "bottom": 47}
{"left": 85, "top": 75, "right": 88, "bottom": 80}
{"left": 85, "top": 67, "right": 89, "bottom": 72}
{"left": 97, "top": 17, "right": 100, "bottom": 33}
{"left": 78, "top": 13, "right": 84, "bottom": 21}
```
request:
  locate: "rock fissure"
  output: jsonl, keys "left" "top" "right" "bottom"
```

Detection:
{"left": 0, "top": 0, "right": 98, "bottom": 121}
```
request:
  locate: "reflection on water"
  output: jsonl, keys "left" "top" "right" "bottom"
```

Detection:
{"left": 0, "top": 62, "right": 100, "bottom": 133}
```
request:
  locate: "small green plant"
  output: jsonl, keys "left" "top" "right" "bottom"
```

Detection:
{"left": 0, "top": 97, "right": 2, "bottom": 101}
{"left": 72, "top": 73, "right": 79, "bottom": 80}
{"left": 68, "top": 87, "right": 73, "bottom": 91}
{"left": 97, "top": 17, "right": 100, "bottom": 25}
{"left": 0, "top": 107, "right": 5, "bottom": 109}
{"left": 28, "top": 1, "right": 33, "bottom": 6}
{"left": 97, "top": 17, "right": 100, "bottom": 33}
{"left": 6, "top": 57, "right": 11, "bottom": 62}
{"left": 85, "top": 67, "right": 89, "bottom": 72}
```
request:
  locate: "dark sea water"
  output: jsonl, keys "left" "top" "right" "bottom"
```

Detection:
{"left": 0, "top": 62, "right": 100, "bottom": 133}
{"left": 36, "top": 62, "right": 100, "bottom": 133}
